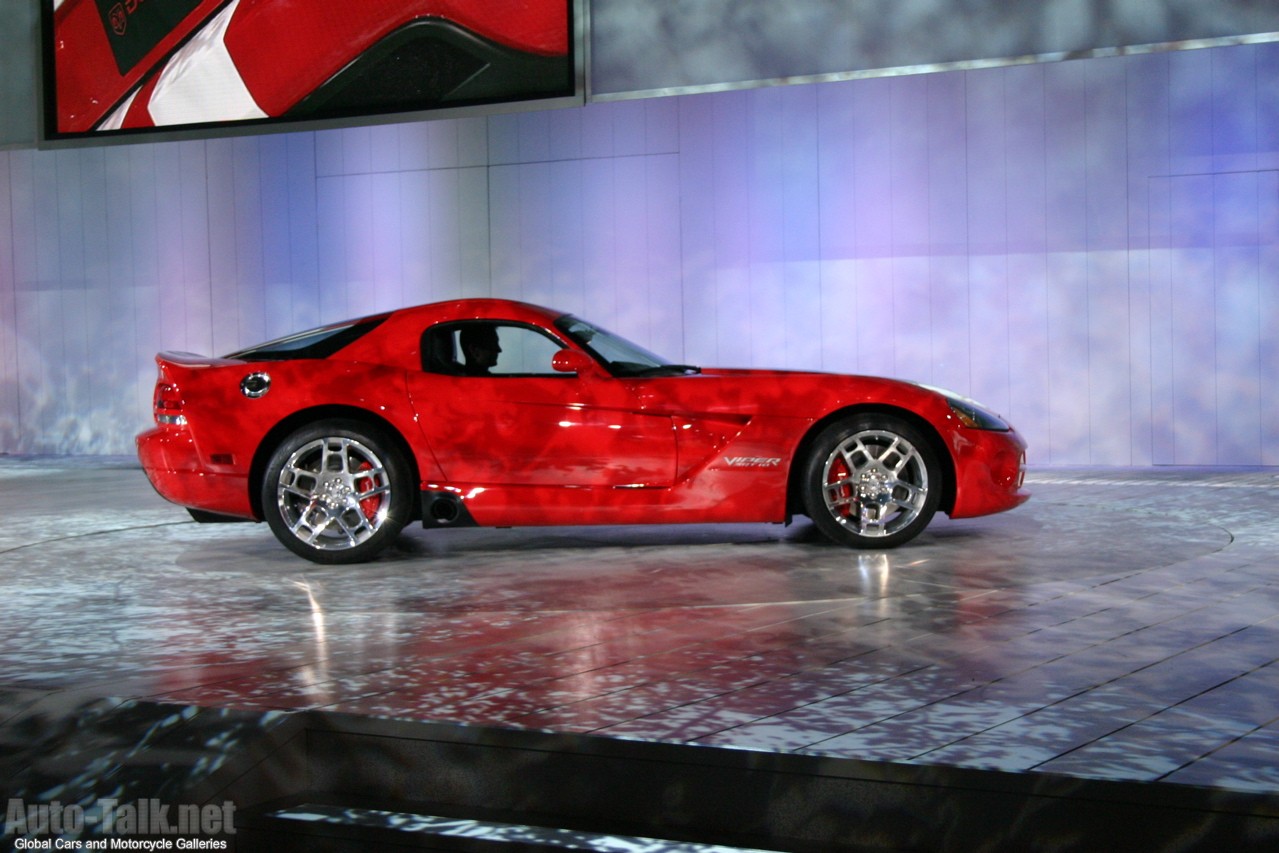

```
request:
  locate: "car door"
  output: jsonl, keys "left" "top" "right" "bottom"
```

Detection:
{"left": 407, "top": 321, "right": 676, "bottom": 487}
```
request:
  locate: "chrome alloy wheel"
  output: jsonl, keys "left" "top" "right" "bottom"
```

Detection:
{"left": 821, "top": 429, "right": 930, "bottom": 538}
{"left": 275, "top": 436, "right": 392, "bottom": 551}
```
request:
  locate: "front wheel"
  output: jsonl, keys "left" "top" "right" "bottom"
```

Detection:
{"left": 262, "top": 421, "right": 412, "bottom": 564}
{"left": 802, "top": 415, "right": 941, "bottom": 549}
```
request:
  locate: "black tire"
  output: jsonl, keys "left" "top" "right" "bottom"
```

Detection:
{"left": 261, "top": 420, "right": 412, "bottom": 564}
{"left": 802, "top": 414, "right": 941, "bottom": 549}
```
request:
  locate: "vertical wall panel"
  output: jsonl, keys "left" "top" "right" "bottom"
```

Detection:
{"left": 746, "top": 87, "right": 791, "bottom": 371}
{"left": 1084, "top": 59, "right": 1134, "bottom": 465}
{"left": 86, "top": 152, "right": 128, "bottom": 440}
{"left": 709, "top": 91, "right": 754, "bottom": 369}
{"left": 579, "top": 158, "right": 620, "bottom": 324}
{"left": 609, "top": 99, "right": 651, "bottom": 158}
{"left": 1123, "top": 53, "right": 1169, "bottom": 466}
{"left": 1207, "top": 48, "right": 1264, "bottom": 465}
{"left": 546, "top": 107, "right": 585, "bottom": 162}
{"left": 643, "top": 98, "right": 681, "bottom": 155}
{"left": 399, "top": 170, "right": 435, "bottom": 304}
{"left": 1210, "top": 47, "right": 1259, "bottom": 175}
{"left": 487, "top": 163, "right": 523, "bottom": 300}
{"left": 339, "top": 173, "right": 379, "bottom": 313}
{"left": 1001, "top": 64, "right": 1051, "bottom": 445}
{"left": 369, "top": 170, "right": 406, "bottom": 313}
{"left": 1167, "top": 48, "right": 1216, "bottom": 176}
{"left": 515, "top": 110, "right": 555, "bottom": 164}
{"left": 814, "top": 81, "right": 860, "bottom": 373}
{"left": 52, "top": 149, "right": 86, "bottom": 448}
{"left": 1211, "top": 172, "right": 1261, "bottom": 465}
{"left": 1165, "top": 175, "right": 1219, "bottom": 464}
{"left": 1260, "top": 172, "right": 1279, "bottom": 466}
{"left": 367, "top": 124, "right": 401, "bottom": 172}
{"left": 206, "top": 139, "right": 241, "bottom": 357}
{"left": 642, "top": 154, "right": 685, "bottom": 360}
{"left": 285, "top": 135, "right": 321, "bottom": 328}
{"left": 100, "top": 146, "right": 146, "bottom": 437}
{"left": 603, "top": 157, "right": 648, "bottom": 337}
{"left": 849, "top": 79, "right": 897, "bottom": 379}
{"left": 677, "top": 93, "right": 725, "bottom": 365}
{"left": 924, "top": 73, "right": 972, "bottom": 396}
{"left": 126, "top": 145, "right": 161, "bottom": 428}
{"left": 396, "top": 121, "right": 436, "bottom": 172}
{"left": 486, "top": 113, "right": 524, "bottom": 166}
{"left": 151, "top": 144, "right": 184, "bottom": 352}
{"left": 1146, "top": 175, "right": 1175, "bottom": 465}
{"left": 338, "top": 127, "right": 376, "bottom": 177}
{"left": 1040, "top": 61, "right": 1092, "bottom": 464}
{"left": 315, "top": 130, "right": 344, "bottom": 178}
{"left": 72, "top": 147, "right": 107, "bottom": 450}
{"left": 0, "top": 153, "right": 18, "bottom": 449}
{"left": 1259, "top": 44, "right": 1279, "bottom": 172}
{"left": 19, "top": 151, "right": 57, "bottom": 450}
{"left": 315, "top": 172, "right": 350, "bottom": 322}
{"left": 493, "top": 162, "right": 554, "bottom": 304}
{"left": 886, "top": 75, "right": 932, "bottom": 384}
{"left": 776, "top": 88, "right": 823, "bottom": 371}
{"left": 231, "top": 136, "right": 266, "bottom": 350}
{"left": 547, "top": 157, "right": 586, "bottom": 314}
{"left": 454, "top": 167, "right": 493, "bottom": 297}
{"left": 419, "top": 166, "right": 471, "bottom": 303}
{"left": 179, "top": 142, "right": 213, "bottom": 356}
{"left": 964, "top": 69, "right": 1011, "bottom": 416}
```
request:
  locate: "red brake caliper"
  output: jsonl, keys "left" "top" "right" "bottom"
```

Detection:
{"left": 829, "top": 457, "right": 853, "bottom": 519}
{"left": 355, "top": 462, "right": 380, "bottom": 520}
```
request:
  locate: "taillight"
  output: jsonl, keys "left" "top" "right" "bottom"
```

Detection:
{"left": 154, "top": 381, "right": 187, "bottom": 426}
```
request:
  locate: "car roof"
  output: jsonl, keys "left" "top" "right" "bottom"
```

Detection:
{"left": 395, "top": 298, "right": 567, "bottom": 324}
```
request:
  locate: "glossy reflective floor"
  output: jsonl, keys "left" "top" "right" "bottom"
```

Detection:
{"left": 3, "top": 458, "right": 1278, "bottom": 806}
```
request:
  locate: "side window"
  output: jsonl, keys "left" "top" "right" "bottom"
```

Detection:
{"left": 421, "top": 322, "right": 568, "bottom": 377}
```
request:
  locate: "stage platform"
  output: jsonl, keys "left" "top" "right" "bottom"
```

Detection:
{"left": 1, "top": 457, "right": 1277, "bottom": 850}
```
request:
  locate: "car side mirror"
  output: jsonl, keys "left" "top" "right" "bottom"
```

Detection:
{"left": 552, "top": 349, "right": 598, "bottom": 377}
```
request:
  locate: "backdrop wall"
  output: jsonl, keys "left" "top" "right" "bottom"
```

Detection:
{"left": 1, "top": 40, "right": 1277, "bottom": 465}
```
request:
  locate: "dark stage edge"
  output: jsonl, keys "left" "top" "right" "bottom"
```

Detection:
{"left": 2, "top": 459, "right": 1279, "bottom": 850}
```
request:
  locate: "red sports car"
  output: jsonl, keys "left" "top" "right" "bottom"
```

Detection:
{"left": 136, "top": 299, "right": 1029, "bottom": 563}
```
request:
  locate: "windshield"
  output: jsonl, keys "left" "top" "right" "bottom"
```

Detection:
{"left": 555, "top": 316, "right": 699, "bottom": 377}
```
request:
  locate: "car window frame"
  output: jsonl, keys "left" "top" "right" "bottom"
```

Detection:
{"left": 420, "top": 320, "right": 577, "bottom": 378}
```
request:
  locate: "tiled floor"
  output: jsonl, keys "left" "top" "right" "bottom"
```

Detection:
{"left": 2, "top": 458, "right": 1278, "bottom": 804}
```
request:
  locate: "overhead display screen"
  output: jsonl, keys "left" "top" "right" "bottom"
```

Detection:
{"left": 590, "top": 0, "right": 1279, "bottom": 99}
{"left": 43, "top": 0, "right": 577, "bottom": 140}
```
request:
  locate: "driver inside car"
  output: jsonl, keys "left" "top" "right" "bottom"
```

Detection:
{"left": 460, "top": 325, "right": 502, "bottom": 375}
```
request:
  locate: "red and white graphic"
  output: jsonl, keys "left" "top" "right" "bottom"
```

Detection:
{"left": 51, "top": 0, "right": 572, "bottom": 135}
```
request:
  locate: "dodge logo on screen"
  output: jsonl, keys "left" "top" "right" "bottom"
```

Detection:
{"left": 108, "top": 3, "right": 127, "bottom": 36}
{"left": 93, "top": 0, "right": 202, "bottom": 74}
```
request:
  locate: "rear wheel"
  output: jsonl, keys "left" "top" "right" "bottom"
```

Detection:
{"left": 262, "top": 421, "right": 411, "bottom": 563}
{"left": 803, "top": 415, "right": 941, "bottom": 549}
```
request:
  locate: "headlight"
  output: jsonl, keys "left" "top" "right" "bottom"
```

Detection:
{"left": 946, "top": 397, "right": 1011, "bottom": 431}
{"left": 919, "top": 385, "right": 1012, "bottom": 431}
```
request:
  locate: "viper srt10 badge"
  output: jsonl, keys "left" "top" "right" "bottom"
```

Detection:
{"left": 723, "top": 456, "right": 782, "bottom": 468}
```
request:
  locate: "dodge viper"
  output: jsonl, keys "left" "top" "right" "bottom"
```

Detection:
{"left": 51, "top": 0, "right": 571, "bottom": 134}
{"left": 136, "top": 299, "right": 1030, "bottom": 563}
